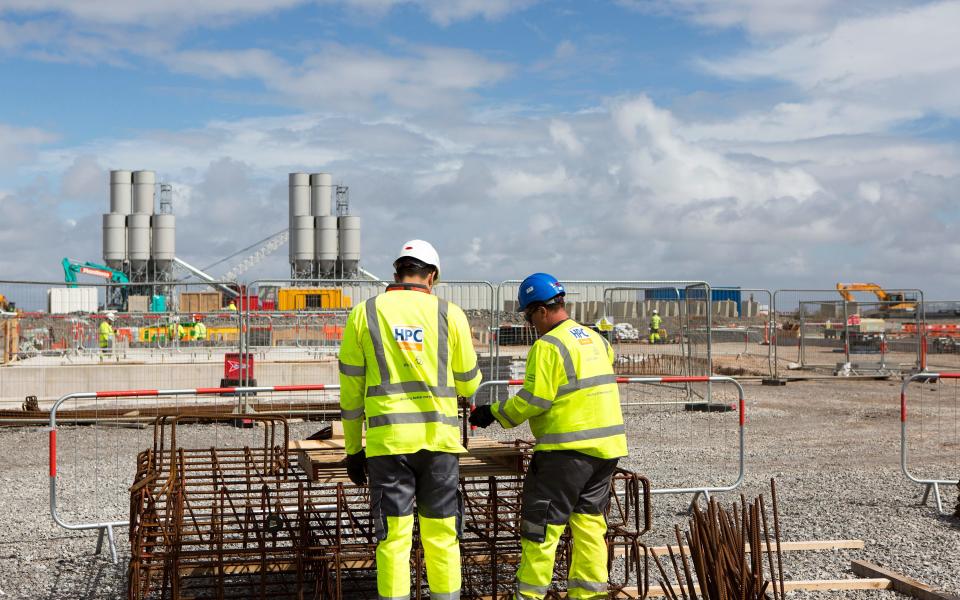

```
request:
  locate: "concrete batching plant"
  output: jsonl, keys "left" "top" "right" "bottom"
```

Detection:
{"left": 288, "top": 172, "right": 361, "bottom": 281}
{"left": 103, "top": 170, "right": 176, "bottom": 294}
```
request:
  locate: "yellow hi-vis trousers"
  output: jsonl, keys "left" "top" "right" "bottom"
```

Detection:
{"left": 514, "top": 451, "right": 619, "bottom": 600}
{"left": 376, "top": 514, "right": 461, "bottom": 600}
{"left": 369, "top": 450, "right": 463, "bottom": 600}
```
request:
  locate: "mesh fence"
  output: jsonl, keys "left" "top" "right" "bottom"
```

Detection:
{"left": 0, "top": 280, "right": 243, "bottom": 409}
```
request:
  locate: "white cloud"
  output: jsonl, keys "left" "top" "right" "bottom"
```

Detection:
{"left": 0, "top": 0, "right": 302, "bottom": 25}
{"left": 616, "top": 0, "right": 914, "bottom": 36}
{"left": 335, "top": 0, "right": 538, "bottom": 25}
{"left": 549, "top": 120, "right": 584, "bottom": 156}
{"left": 8, "top": 92, "right": 960, "bottom": 293}
{"left": 0, "top": 122, "right": 57, "bottom": 171}
{"left": 702, "top": 1, "right": 960, "bottom": 117}
{"left": 168, "top": 44, "right": 511, "bottom": 111}
{"left": 0, "top": 0, "right": 534, "bottom": 27}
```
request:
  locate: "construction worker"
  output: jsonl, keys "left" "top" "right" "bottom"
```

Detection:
{"left": 226, "top": 300, "right": 237, "bottom": 311}
{"left": 193, "top": 314, "right": 207, "bottom": 344}
{"left": 470, "top": 273, "right": 627, "bottom": 600}
{"left": 338, "top": 239, "right": 482, "bottom": 600}
{"left": 99, "top": 313, "right": 116, "bottom": 351}
{"left": 167, "top": 318, "right": 185, "bottom": 343}
{"left": 649, "top": 308, "right": 662, "bottom": 344}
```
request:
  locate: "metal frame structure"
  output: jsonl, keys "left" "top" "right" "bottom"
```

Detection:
{"left": 470, "top": 375, "right": 746, "bottom": 509}
{"left": 47, "top": 384, "right": 336, "bottom": 563}
{"left": 772, "top": 288, "right": 926, "bottom": 379}
{"left": 899, "top": 372, "right": 960, "bottom": 515}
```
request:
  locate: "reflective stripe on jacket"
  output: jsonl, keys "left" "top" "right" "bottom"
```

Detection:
{"left": 338, "top": 288, "right": 482, "bottom": 457}
{"left": 491, "top": 319, "right": 627, "bottom": 459}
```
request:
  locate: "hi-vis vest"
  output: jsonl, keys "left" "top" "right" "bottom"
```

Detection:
{"left": 491, "top": 319, "right": 627, "bottom": 459}
{"left": 338, "top": 287, "right": 482, "bottom": 458}
{"left": 99, "top": 321, "right": 114, "bottom": 347}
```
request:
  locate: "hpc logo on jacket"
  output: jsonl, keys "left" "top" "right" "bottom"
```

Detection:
{"left": 394, "top": 325, "right": 424, "bottom": 351}
{"left": 570, "top": 327, "right": 593, "bottom": 345}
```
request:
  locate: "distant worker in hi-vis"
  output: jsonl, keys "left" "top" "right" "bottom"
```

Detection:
{"left": 99, "top": 312, "right": 116, "bottom": 351}
{"left": 649, "top": 308, "right": 663, "bottom": 344}
{"left": 338, "top": 239, "right": 482, "bottom": 600}
{"left": 470, "top": 272, "right": 627, "bottom": 600}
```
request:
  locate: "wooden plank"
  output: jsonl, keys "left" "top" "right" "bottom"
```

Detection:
{"left": 646, "top": 538, "right": 864, "bottom": 557}
{"left": 640, "top": 578, "right": 893, "bottom": 597}
{"left": 470, "top": 579, "right": 894, "bottom": 599}
{"left": 852, "top": 560, "right": 960, "bottom": 600}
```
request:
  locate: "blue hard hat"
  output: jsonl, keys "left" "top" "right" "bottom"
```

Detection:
{"left": 517, "top": 273, "right": 566, "bottom": 311}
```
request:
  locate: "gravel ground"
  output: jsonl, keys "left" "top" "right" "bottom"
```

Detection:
{"left": 0, "top": 378, "right": 957, "bottom": 599}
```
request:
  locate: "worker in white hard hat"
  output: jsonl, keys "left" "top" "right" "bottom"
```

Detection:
{"left": 99, "top": 313, "right": 116, "bottom": 351}
{"left": 338, "top": 239, "right": 483, "bottom": 600}
{"left": 649, "top": 308, "right": 663, "bottom": 344}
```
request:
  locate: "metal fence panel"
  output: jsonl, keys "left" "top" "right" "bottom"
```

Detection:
{"left": 0, "top": 280, "right": 243, "bottom": 409}
{"left": 471, "top": 375, "right": 745, "bottom": 508}
{"left": 494, "top": 281, "right": 713, "bottom": 393}
{"left": 899, "top": 373, "right": 960, "bottom": 515}
{"left": 708, "top": 288, "right": 773, "bottom": 378}
{"left": 243, "top": 279, "right": 496, "bottom": 385}
{"left": 48, "top": 384, "right": 341, "bottom": 562}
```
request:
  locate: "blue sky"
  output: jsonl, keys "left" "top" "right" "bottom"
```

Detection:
{"left": 2, "top": 0, "right": 960, "bottom": 295}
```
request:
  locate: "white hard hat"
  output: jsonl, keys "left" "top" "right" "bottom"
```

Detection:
{"left": 652, "top": 309, "right": 659, "bottom": 314}
{"left": 105, "top": 312, "right": 116, "bottom": 321}
{"left": 395, "top": 239, "right": 441, "bottom": 281}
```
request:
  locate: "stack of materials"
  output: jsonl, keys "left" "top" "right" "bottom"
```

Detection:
{"left": 128, "top": 417, "right": 651, "bottom": 599}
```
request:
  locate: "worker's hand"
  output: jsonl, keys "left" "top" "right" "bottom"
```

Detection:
{"left": 468, "top": 405, "right": 495, "bottom": 428}
{"left": 345, "top": 449, "right": 367, "bottom": 486}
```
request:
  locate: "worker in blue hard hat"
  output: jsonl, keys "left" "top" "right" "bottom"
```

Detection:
{"left": 470, "top": 272, "right": 628, "bottom": 600}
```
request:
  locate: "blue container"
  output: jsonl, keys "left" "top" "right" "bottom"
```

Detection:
{"left": 645, "top": 287, "right": 742, "bottom": 315}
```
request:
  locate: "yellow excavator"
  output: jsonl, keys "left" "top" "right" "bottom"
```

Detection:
{"left": 0, "top": 294, "right": 13, "bottom": 313}
{"left": 835, "top": 283, "right": 917, "bottom": 317}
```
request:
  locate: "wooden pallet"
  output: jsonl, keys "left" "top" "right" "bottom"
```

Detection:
{"left": 292, "top": 427, "right": 525, "bottom": 483}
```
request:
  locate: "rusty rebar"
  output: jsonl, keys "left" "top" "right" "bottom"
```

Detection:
{"left": 129, "top": 416, "right": 651, "bottom": 599}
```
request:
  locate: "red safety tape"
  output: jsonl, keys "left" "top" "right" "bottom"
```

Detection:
{"left": 739, "top": 398, "right": 746, "bottom": 426}
{"left": 901, "top": 391, "right": 907, "bottom": 423}
{"left": 49, "top": 429, "right": 56, "bottom": 477}
{"left": 506, "top": 380, "right": 524, "bottom": 386}
{"left": 935, "top": 372, "right": 960, "bottom": 379}
{"left": 196, "top": 387, "right": 234, "bottom": 395}
{"left": 95, "top": 389, "right": 160, "bottom": 398}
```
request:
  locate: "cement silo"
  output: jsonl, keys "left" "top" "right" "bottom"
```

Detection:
{"left": 310, "top": 173, "right": 333, "bottom": 217}
{"left": 151, "top": 213, "right": 175, "bottom": 280}
{"left": 290, "top": 215, "right": 315, "bottom": 279}
{"left": 127, "top": 213, "right": 152, "bottom": 280}
{"left": 110, "top": 170, "right": 133, "bottom": 215}
{"left": 315, "top": 215, "right": 338, "bottom": 277}
{"left": 102, "top": 213, "right": 127, "bottom": 271}
{"left": 132, "top": 170, "right": 156, "bottom": 214}
{"left": 289, "top": 173, "right": 310, "bottom": 221}
{"left": 338, "top": 216, "right": 361, "bottom": 277}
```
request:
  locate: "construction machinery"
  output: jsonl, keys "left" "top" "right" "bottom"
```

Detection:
{"left": 836, "top": 282, "right": 918, "bottom": 317}
{"left": 62, "top": 257, "right": 131, "bottom": 309}
{"left": 0, "top": 294, "right": 12, "bottom": 313}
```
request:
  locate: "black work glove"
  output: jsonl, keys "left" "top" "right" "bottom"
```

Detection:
{"left": 469, "top": 404, "right": 496, "bottom": 428}
{"left": 345, "top": 449, "right": 367, "bottom": 486}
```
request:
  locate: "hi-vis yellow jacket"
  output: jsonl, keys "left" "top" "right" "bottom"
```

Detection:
{"left": 491, "top": 319, "right": 627, "bottom": 459}
{"left": 338, "top": 287, "right": 482, "bottom": 457}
